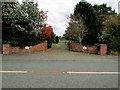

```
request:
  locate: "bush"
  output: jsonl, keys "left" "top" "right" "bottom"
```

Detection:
{"left": 47, "top": 38, "right": 53, "bottom": 49}
{"left": 98, "top": 15, "right": 120, "bottom": 53}
{"left": 2, "top": 2, "right": 45, "bottom": 48}
{"left": 55, "top": 36, "right": 59, "bottom": 44}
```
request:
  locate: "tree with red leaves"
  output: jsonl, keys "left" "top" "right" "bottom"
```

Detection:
{"left": 39, "top": 23, "right": 54, "bottom": 48}
{"left": 40, "top": 24, "right": 53, "bottom": 39}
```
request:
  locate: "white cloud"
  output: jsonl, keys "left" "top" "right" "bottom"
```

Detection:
{"left": 18, "top": 0, "right": 119, "bottom": 36}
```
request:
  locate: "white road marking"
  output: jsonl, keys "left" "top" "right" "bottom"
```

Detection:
{"left": 0, "top": 71, "right": 27, "bottom": 73}
{"left": 0, "top": 71, "right": 119, "bottom": 74}
{"left": 66, "top": 71, "right": 120, "bottom": 74}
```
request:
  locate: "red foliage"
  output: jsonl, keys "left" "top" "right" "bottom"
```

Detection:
{"left": 38, "top": 10, "right": 53, "bottom": 40}
{"left": 41, "top": 11, "right": 48, "bottom": 21}
{"left": 40, "top": 24, "right": 53, "bottom": 39}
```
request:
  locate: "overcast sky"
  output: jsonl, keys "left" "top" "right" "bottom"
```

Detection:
{"left": 19, "top": 0, "right": 119, "bottom": 36}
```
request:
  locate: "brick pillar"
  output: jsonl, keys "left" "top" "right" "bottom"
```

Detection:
{"left": 45, "top": 40, "right": 47, "bottom": 50}
{"left": 69, "top": 40, "right": 74, "bottom": 51}
{"left": 69, "top": 40, "right": 71, "bottom": 50}
{"left": 3, "top": 44, "right": 12, "bottom": 54}
{"left": 99, "top": 44, "right": 107, "bottom": 55}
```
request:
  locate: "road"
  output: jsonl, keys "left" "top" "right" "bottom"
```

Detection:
{"left": 2, "top": 42, "right": 119, "bottom": 88}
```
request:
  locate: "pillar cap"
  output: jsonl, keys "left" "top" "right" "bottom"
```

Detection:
{"left": 100, "top": 44, "right": 107, "bottom": 46}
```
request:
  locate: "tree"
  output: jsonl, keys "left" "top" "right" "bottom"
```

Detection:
{"left": 93, "top": 4, "right": 117, "bottom": 30}
{"left": 98, "top": 15, "right": 120, "bottom": 53}
{"left": 19, "top": 1, "right": 45, "bottom": 35}
{"left": 2, "top": 2, "right": 27, "bottom": 47}
{"left": 52, "top": 32, "right": 56, "bottom": 43}
{"left": 55, "top": 36, "right": 59, "bottom": 44}
{"left": 40, "top": 24, "right": 53, "bottom": 48}
{"left": 64, "top": 14, "right": 87, "bottom": 44}
{"left": 2, "top": 1, "right": 46, "bottom": 47}
{"left": 40, "top": 24, "right": 53, "bottom": 39}
{"left": 74, "top": 0, "right": 99, "bottom": 45}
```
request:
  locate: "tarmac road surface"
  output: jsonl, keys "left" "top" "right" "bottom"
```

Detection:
{"left": 2, "top": 42, "right": 119, "bottom": 88}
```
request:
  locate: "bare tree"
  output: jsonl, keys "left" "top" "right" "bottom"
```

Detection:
{"left": 65, "top": 14, "right": 88, "bottom": 44}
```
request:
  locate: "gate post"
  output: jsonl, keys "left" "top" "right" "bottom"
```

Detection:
{"left": 99, "top": 44, "right": 107, "bottom": 55}
{"left": 3, "top": 44, "right": 12, "bottom": 54}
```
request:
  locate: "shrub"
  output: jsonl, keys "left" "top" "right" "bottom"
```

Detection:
{"left": 98, "top": 15, "right": 120, "bottom": 53}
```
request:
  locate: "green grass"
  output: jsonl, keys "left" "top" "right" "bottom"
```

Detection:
{"left": 52, "top": 43, "right": 57, "bottom": 46}
{"left": 52, "top": 40, "right": 68, "bottom": 46}
{"left": 59, "top": 40, "right": 68, "bottom": 44}
{"left": 108, "top": 51, "right": 120, "bottom": 56}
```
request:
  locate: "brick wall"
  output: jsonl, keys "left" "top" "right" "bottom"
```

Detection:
{"left": 0, "top": 20, "right": 2, "bottom": 27}
{"left": 3, "top": 44, "right": 12, "bottom": 54}
{"left": 69, "top": 40, "right": 107, "bottom": 55}
{"left": 2, "top": 41, "right": 47, "bottom": 54}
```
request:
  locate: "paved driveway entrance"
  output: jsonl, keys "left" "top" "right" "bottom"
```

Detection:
{"left": 30, "top": 41, "right": 93, "bottom": 56}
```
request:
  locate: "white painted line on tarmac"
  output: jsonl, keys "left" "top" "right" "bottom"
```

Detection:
{"left": 0, "top": 71, "right": 27, "bottom": 73}
{"left": 0, "top": 71, "right": 120, "bottom": 74}
{"left": 66, "top": 71, "right": 120, "bottom": 74}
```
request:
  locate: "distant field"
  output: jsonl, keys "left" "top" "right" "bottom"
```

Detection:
{"left": 52, "top": 40, "right": 68, "bottom": 46}
{"left": 59, "top": 40, "right": 68, "bottom": 44}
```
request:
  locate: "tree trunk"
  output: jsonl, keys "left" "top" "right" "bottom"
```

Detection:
{"left": 78, "top": 36, "right": 82, "bottom": 45}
